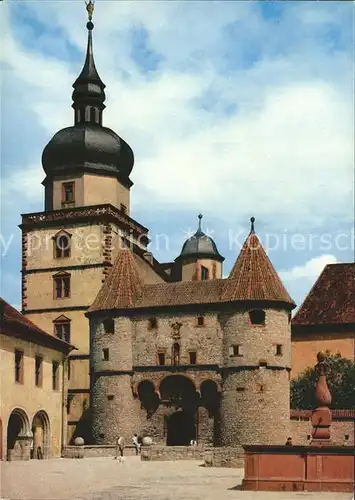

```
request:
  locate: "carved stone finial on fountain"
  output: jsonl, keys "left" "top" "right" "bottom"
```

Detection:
{"left": 311, "top": 352, "right": 332, "bottom": 445}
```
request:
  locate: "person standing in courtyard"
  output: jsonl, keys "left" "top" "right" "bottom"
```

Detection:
{"left": 132, "top": 433, "right": 140, "bottom": 455}
{"left": 115, "top": 435, "right": 125, "bottom": 461}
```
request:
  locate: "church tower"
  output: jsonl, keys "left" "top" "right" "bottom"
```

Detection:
{"left": 20, "top": 7, "right": 149, "bottom": 443}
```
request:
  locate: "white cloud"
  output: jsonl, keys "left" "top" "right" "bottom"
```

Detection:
{"left": 1, "top": 1, "right": 352, "bottom": 234}
{"left": 279, "top": 254, "right": 338, "bottom": 282}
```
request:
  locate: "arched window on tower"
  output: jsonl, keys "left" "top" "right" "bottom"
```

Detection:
{"left": 172, "top": 343, "right": 180, "bottom": 366}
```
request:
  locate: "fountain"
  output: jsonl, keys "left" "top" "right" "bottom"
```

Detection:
{"left": 241, "top": 352, "right": 355, "bottom": 492}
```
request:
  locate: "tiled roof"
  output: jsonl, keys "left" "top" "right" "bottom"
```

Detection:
{"left": 221, "top": 231, "right": 295, "bottom": 305}
{"left": 90, "top": 248, "right": 144, "bottom": 311}
{"left": 89, "top": 230, "right": 294, "bottom": 313}
{"left": 292, "top": 263, "right": 355, "bottom": 327}
{"left": 0, "top": 297, "right": 75, "bottom": 352}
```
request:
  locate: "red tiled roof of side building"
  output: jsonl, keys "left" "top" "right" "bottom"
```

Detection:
{"left": 292, "top": 263, "right": 355, "bottom": 327}
{"left": 0, "top": 297, "right": 76, "bottom": 353}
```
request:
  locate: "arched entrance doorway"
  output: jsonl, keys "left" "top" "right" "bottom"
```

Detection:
{"left": 7, "top": 408, "right": 30, "bottom": 460}
{"left": 167, "top": 410, "right": 196, "bottom": 446}
{"left": 32, "top": 411, "right": 51, "bottom": 459}
{"left": 160, "top": 376, "right": 198, "bottom": 446}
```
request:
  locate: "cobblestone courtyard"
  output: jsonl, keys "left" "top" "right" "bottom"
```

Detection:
{"left": 0, "top": 457, "right": 353, "bottom": 500}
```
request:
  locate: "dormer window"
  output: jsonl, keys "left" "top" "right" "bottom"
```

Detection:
{"left": 201, "top": 266, "right": 209, "bottom": 280}
{"left": 62, "top": 182, "right": 75, "bottom": 205}
{"left": 249, "top": 309, "right": 265, "bottom": 325}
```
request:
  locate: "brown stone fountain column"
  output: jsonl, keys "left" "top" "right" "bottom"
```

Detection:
{"left": 310, "top": 352, "right": 332, "bottom": 445}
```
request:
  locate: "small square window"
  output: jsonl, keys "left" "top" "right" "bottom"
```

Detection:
{"left": 158, "top": 352, "right": 165, "bottom": 366}
{"left": 102, "top": 348, "right": 109, "bottom": 361}
{"left": 229, "top": 345, "right": 243, "bottom": 357}
{"left": 189, "top": 352, "right": 197, "bottom": 365}
{"left": 107, "top": 395, "right": 114, "bottom": 401}
{"left": 249, "top": 309, "right": 265, "bottom": 325}
{"left": 276, "top": 344, "right": 283, "bottom": 356}
{"left": 197, "top": 316, "right": 204, "bottom": 327}
{"left": 103, "top": 318, "right": 114, "bottom": 334}
{"left": 148, "top": 317, "right": 157, "bottom": 329}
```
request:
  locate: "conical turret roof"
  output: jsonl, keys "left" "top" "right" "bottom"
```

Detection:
{"left": 221, "top": 218, "right": 295, "bottom": 305}
{"left": 89, "top": 248, "right": 144, "bottom": 312}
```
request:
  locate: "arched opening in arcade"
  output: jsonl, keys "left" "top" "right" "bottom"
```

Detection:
{"left": 167, "top": 410, "right": 196, "bottom": 446}
{"left": 31, "top": 410, "right": 51, "bottom": 459}
{"left": 6, "top": 408, "right": 30, "bottom": 460}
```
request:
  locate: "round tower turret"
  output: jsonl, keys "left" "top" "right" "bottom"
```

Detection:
{"left": 219, "top": 218, "right": 295, "bottom": 447}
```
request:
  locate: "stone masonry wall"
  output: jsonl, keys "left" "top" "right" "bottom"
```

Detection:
{"left": 133, "top": 311, "right": 223, "bottom": 366}
{"left": 220, "top": 307, "right": 291, "bottom": 446}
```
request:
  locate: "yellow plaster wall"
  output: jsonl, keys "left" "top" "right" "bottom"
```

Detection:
{"left": 291, "top": 330, "right": 355, "bottom": 378}
{"left": 25, "top": 224, "right": 104, "bottom": 270}
{"left": 83, "top": 174, "right": 130, "bottom": 212}
{"left": 0, "top": 334, "right": 66, "bottom": 458}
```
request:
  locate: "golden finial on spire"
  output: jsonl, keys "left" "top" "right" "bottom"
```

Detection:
{"left": 85, "top": 0, "right": 95, "bottom": 22}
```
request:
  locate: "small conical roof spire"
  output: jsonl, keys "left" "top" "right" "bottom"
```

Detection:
{"left": 250, "top": 216, "right": 255, "bottom": 233}
{"left": 221, "top": 219, "right": 295, "bottom": 305}
{"left": 197, "top": 213, "right": 203, "bottom": 234}
{"left": 89, "top": 248, "right": 144, "bottom": 312}
{"left": 72, "top": 1, "right": 106, "bottom": 121}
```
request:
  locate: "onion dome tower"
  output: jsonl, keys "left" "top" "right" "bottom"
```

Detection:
{"left": 175, "top": 214, "right": 224, "bottom": 281}
{"left": 41, "top": 1, "right": 134, "bottom": 212}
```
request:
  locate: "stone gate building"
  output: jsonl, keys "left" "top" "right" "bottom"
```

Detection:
{"left": 87, "top": 222, "right": 295, "bottom": 447}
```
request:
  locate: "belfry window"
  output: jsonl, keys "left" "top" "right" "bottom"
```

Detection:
{"left": 249, "top": 309, "right": 266, "bottom": 325}
{"left": 53, "top": 272, "right": 71, "bottom": 299}
{"left": 62, "top": 182, "right": 75, "bottom": 204}
{"left": 201, "top": 266, "right": 209, "bottom": 280}
{"left": 54, "top": 233, "right": 71, "bottom": 258}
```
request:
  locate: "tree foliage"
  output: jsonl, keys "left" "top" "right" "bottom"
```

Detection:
{"left": 290, "top": 352, "right": 355, "bottom": 409}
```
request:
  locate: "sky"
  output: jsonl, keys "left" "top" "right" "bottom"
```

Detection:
{"left": 0, "top": 0, "right": 354, "bottom": 311}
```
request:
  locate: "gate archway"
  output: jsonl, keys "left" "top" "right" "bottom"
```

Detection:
{"left": 167, "top": 410, "right": 196, "bottom": 446}
{"left": 32, "top": 411, "right": 51, "bottom": 459}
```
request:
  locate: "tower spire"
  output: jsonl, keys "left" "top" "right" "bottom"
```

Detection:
{"left": 72, "top": 1, "right": 106, "bottom": 125}
{"left": 250, "top": 216, "right": 255, "bottom": 234}
{"left": 197, "top": 213, "right": 203, "bottom": 233}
